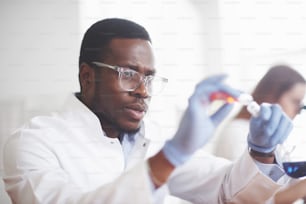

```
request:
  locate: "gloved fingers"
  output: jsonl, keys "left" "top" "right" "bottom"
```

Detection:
{"left": 190, "top": 87, "right": 220, "bottom": 108}
{"left": 249, "top": 103, "right": 271, "bottom": 130}
{"left": 218, "top": 84, "right": 242, "bottom": 99}
{"left": 280, "top": 121, "right": 293, "bottom": 144}
{"left": 192, "top": 74, "right": 241, "bottom": 106}
{"left": 211, "top": 103, "right": 234, "bottom": 126}
{"left": 270, "top": 114, "right": 293, "bottom": 145}
{"left": 257, "top": 103, "right": 272, "bottom": 121}
{"left": 264, "top": 104, "right": 282, "bottom": 137}
{"left": 193, "top": 74, "right": 228, "bottom": 97}
{"left": 188, "top": 93, "right": 210, "bottom": 114}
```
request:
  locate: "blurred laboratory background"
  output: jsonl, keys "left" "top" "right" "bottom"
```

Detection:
{"left": 1, "top": 0, "right": 306, "bottom": 203}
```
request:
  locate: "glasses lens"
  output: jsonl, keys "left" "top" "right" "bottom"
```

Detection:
{"left": 119, "top": 68, "right": 167, "bottom": 96}
{"left": 147, "top": 77, "right": 167, "bottom": 96}
{"left": 119, "top": 69, "right": 141, "bottom": 91}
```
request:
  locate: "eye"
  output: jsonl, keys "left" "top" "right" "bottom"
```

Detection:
{"left": 292, "top": 99, "right": 302, "bottom": 106}
{"left": 121, "top": 68, "right": 139, "bottom": 80}
{"left": 122, "top": 70, "right": 133, "bottom": 77}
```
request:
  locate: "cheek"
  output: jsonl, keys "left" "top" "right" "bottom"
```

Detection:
{"left": 279, "top": 101, "right": 296, "bottom": 119}
{"left": 285, "top": 107, "right": 296, "bottom": 119}
{"left": 93, "top": 89, "right": 117, "bottom": 112}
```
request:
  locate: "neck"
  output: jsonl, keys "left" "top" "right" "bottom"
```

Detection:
{"left": 100, "top": 121, "right": 121, "bottom": 139}
{"left": 93, "top": 113, "right": 121, "bottom": 138}
{"left": 76, "top": 93, "right": 121, "bottom": 139}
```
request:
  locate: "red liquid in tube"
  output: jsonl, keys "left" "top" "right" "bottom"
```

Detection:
{"left": 209, "top": 92, "right": 237, "bottom": 104}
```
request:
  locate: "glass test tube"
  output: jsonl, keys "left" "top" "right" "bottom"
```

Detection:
{"left": 210, "top": 92, "right": 260, "bottom": 117}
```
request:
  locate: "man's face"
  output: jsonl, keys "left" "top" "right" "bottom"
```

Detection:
{"left": 89, "top": 38, "right": 155, "bottom": 133}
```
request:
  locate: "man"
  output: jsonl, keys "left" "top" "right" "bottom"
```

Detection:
{"left": 3, "top": 18, "right": 293, "bottom": 203}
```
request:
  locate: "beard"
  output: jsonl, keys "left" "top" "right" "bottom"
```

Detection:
{"left": 95, "top": 111, "right": 141, "bottom": 134}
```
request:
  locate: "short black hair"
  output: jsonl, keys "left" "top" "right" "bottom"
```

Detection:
{"left": 79, "top": 18, "right": 151, "bottom": 66}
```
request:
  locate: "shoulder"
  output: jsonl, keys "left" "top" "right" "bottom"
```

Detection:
{"left": 5, "top": 114, "right": 65, "bottom": 149}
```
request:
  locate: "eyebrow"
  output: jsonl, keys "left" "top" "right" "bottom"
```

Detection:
{"left": 122, "top": 64, "right": 156, "bottom": 76}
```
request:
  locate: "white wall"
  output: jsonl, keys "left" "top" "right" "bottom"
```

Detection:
{"left": 0, "top": 0, "right": 79, "bottom": 203}
{"left": 217, "top": 0, "right": 306, "bottom": 89}
{"left": 0, "top": 1, "right": 80, "bottom": 97}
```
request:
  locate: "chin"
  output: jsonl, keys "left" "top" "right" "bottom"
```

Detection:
{"left": 121, "top": 121, "right": 141, "bottom": 133}
{"left": 128, "top": 128, "right": 141, "bottom": 134}
{"left": 122, "top": 126, "right": 140, "bottom": 134}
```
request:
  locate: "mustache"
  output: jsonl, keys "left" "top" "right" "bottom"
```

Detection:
{"left": 125, "top": 99, "right": 149, "bottom": 112}
{"left": 93, "top": 92, "right": 151, "bottom": 111}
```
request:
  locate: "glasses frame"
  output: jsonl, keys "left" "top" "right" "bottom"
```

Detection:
{"left": 91, "top": 61, "right": 168, "bottom": 95}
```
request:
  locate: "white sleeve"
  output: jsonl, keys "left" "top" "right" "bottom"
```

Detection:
{"left": 254, "top": 160, "right": 285, "bottom": 182}
{"left": 168, "top": 151, "right": 283, "bottom": 204}
{"left": 213, "top": 120, "right": 249, "bottom": 161}
{"left": 3, "top": 134, "right": 167, "bottom": 204}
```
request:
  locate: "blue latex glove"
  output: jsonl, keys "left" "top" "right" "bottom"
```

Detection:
{"left": 248, "top": 103, "right": 293, "bottom": 153}
{"left": 162, "top": 74, "right": 241, "bottom": 166}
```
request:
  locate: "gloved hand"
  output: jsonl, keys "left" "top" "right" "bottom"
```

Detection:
{"left": 162, "top": 74, "right": 241, "bottom": 166}
{"left": 248, "top": 103, "right": 293, "bottom": 153}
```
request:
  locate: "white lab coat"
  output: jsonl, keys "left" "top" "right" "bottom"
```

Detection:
{"left": 2, "top": 94, "right": 287, "bottom": 204}
{"left": 213, "top": 119, "right": 249, "bottom": 161}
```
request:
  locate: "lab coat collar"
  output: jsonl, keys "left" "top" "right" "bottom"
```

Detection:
{"left": 60, "top": 93, "right": 148, "bottom": 142}
{"left": 57, "top": 93, "right": 104, "bottom": 137}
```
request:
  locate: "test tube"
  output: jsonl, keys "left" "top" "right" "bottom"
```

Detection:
{"left": 209, "top": 92, "right": 236, "bottom": 104}
{"left": 237, "top": 93, "right": 260, "bottom": 117}
{"left": 210, "top": 92, "right": 260, "bottom": 117}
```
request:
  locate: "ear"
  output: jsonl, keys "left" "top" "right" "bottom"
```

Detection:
{"left": 79, "top": 63, "right": 95, "bottom": 94}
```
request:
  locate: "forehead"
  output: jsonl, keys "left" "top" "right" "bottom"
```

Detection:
{"left": 285, "top": 83, "right": 306, "bottom": 99}
{"left": 104, "top": 38, "right": 155, "bottom": 68}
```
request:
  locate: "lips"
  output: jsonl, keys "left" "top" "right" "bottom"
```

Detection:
{"left": 124, "top": 103, "right": 147, "bottom": 120}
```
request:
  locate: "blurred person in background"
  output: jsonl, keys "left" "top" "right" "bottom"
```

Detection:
{"left": 214, "top": 65, "right": 306, "bottom": 161}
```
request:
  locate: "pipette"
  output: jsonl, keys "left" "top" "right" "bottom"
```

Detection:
{"left": 210, "top": 92, "right": 260, "bottom": 117}
{"left": 238, "top": 93, "right": 306, "bottom": 178}
{"left": 211, "top": 92, "right": 306, "bottom": 178}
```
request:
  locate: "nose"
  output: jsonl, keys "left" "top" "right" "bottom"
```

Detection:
{"left": 130, "top": 80, "right": 149, "bottom": 98}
